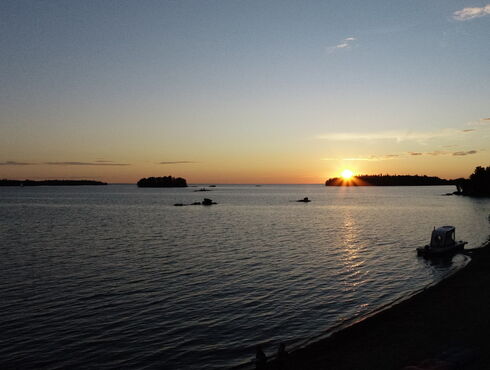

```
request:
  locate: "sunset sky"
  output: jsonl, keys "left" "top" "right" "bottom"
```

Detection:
{"left": 1, "top": 1, "right": 489, "bottom": 183}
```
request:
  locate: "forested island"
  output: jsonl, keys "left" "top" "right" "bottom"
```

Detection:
{"left": 325, "top": 174, "right": 453, "bottom": 186}
{"left": 454, "top": 166, "right": 490, "bottom": 196}
{"left": 0, "top": 179, "right": 107, "bottom": 186}
{"left": 137, "top": 176, "right": 187, "bottom": 188}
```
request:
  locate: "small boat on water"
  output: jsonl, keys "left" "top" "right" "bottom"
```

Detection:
{"left": 417, "top": 226, "right": 467, "bottom": 257}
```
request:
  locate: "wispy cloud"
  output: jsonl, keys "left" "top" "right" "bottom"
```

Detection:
{"left": 322, "top": 154, "right": 400, "bottom": 161}
{"left": 45, "top": 161, "right": 130, "bottom": 166}
{"left": 426, "top": 150, "right": 449, "bottom": 156}
{"left": 0, "top": 160, "right": 131, "bottom": 166}
{"left": 410, "top": 150, "right": 478, "bottom": 157}
{"left": 317, "top": 128, "right": 465, "bottom": 143}
{"left": 159, "top": 161, "right": 197, "bottom": 165}
{"left": 466, "top": 118, "right": 490, "bottom": 127}
{"left": 453, "top": 4, "right": 490, "bottom": 21}
{"left": 408, "top": 150, "right": 447, "bottom": 156}
{"left": 453, "top": 150, "right": 478, "bottom": 156}
{"left": 0, "top": 161, "right": 34, "bottom": 166}
{"left": 324, "top": 149, "right": 479, "bottom": 162}
{"left": 327, "top": 37, "right": 357, "bottom": 53}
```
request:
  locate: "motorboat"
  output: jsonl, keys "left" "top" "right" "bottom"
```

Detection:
{"left": 417, "top": 226, "right": 467, "bottom": 257}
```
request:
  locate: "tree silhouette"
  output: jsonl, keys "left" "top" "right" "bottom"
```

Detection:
{"left": 137, "top": 176, "right": 187, "bottom": 188}
{"left": 456, "top": 166, "right": 490, "bottom": 196}
{"left": 325, "top": 174, "right": 452, "bottom": 186}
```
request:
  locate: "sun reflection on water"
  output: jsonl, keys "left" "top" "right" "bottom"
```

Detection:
{"left": 339, "top": 210, "right": 367, "bottom": 288}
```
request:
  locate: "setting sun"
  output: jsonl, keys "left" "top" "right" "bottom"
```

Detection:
{"left": 341, "top": 169, "right": 354, "bottom": 180}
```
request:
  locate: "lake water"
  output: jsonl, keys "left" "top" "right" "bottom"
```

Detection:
{"left": 1, "top": 185, "right": 489, "bottom": 369}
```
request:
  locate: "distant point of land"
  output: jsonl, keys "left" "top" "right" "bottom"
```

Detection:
{"left": 0, "top": 179, "right": 107, "bottom": 186}
{"left": 137, "top": 176, "right": 187, "bottom": 188}
{"left": 454, "top": 166, "right": 490, "bottom": 197}
{"left": 325, "top": 174, "right": 453, "bottom": 186}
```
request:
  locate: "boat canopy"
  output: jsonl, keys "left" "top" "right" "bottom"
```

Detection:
{"left": 430, "top": 226, "right": 456, "bottom": 248}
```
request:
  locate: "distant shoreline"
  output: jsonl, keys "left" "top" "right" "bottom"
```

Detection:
{"left": 0, "top": 181, "right": 466, "bottom": 187}
{"left": 0, "top": 179, "right": 107, "bottom": 186}
{"left": 325, "top": 174, "right": 454, "bottom": 187}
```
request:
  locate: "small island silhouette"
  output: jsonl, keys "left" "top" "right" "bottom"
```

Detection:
{"left": 0, "top": 179, "right": 107, "bottom": 186}
{"left": 137, "top": 176, "right": 187, "bottom": 188}
{"left": 325, "top": 174, "right": 453, "bottom": 186}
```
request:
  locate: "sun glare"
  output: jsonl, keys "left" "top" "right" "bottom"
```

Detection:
{"left": 341, "top": 169, "right": 354, "bottom": 180}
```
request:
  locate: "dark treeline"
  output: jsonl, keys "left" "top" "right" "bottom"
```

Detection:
{"left": 137, "top": 176, "right": 187, "bottom": 188}
{"left": 455, "top": 166, "right": 490, "bottom": 196}
{"left": 0, "top": 179, "right": 107, "bottom": 186}
{"left": 325, "top": 174, "right": 453, "bottom": 186}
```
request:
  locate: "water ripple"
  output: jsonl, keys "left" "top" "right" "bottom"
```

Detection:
{"left": 0, "top": 185, "right": 488, "bottom": 369}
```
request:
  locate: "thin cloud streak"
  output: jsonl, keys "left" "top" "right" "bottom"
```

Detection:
{"left": 466, "top": 118, "right": 490, "bottom": 127}
{"left": 323, "top": 149, "right": 479, "bottom": 162}
{"left": 426, "top": 150, "right": 449, "bottom": 156}
{"left": 411, "top": 150, "right": 478, "bottom": 157}
{"left": 453, "top": 4, "right": 490, "bottom": 21}
{"left": 317, "top": 128, "right": 465, "bottom": 142}
{"left": 327, "top": 37, "right": 357, "bottom": 53}
{"left": 0, "top": 161, "right": 34, "bottom": 166}
{"left": 45, "top": 161, "right": 130, "bottom": 166}
{"left": 159, "top": 161, "right": 197, "bottom": 165}
{"left": 453, "top": 150, "right": 478, "bottom": 156}
{"left": 322, "top": 154, "right": 400, "bottom": 161}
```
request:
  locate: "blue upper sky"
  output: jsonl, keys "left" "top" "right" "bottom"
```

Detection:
{"left": 1, "top": 1, "right": 489, "bottom": 182}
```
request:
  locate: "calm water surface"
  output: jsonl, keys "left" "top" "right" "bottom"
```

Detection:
{"left": 1, "top": 185, "right": 489, "bottom": 369}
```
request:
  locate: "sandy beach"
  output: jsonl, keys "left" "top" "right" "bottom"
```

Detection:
{"left": 266, "top": 241, "right": 490, "bottom": 370}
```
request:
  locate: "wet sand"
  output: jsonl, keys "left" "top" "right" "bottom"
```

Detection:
{"left": 270, "top": 242, "right": 490, "bottom": 369}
